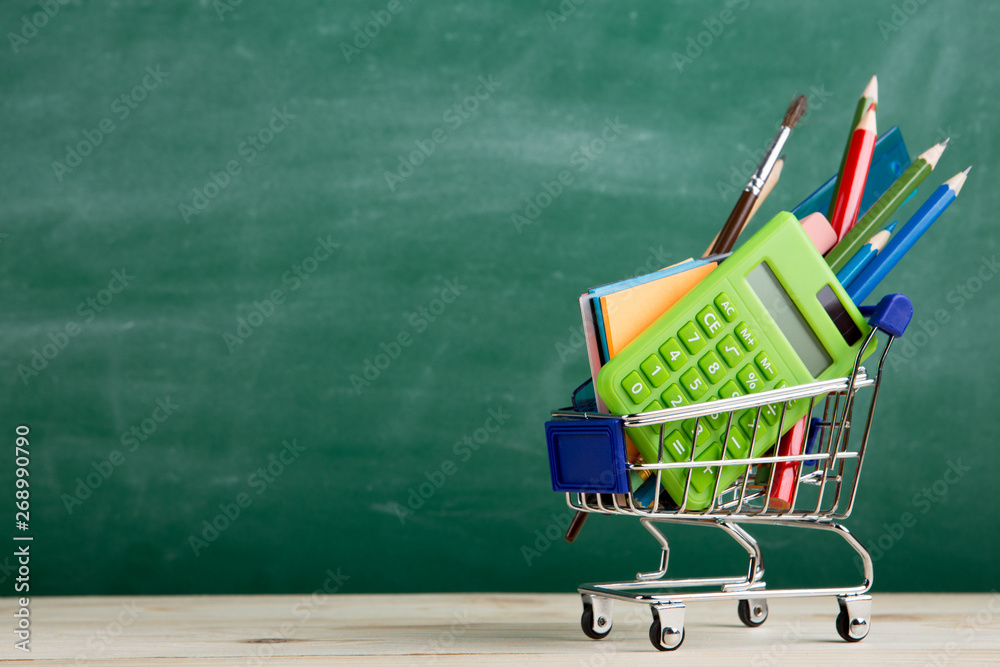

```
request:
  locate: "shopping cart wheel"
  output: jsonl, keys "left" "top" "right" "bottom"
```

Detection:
{"left": 737, "top": 599, "right": 768, "bottom": 627}
{"left": 835, "top": 595, "right": 872, "bottom": 642}
{"left": 648, "top": 603, "right": 685, "bottom": 651}
{"left": 580, "top": 596, "right": 612, "bottom": 639}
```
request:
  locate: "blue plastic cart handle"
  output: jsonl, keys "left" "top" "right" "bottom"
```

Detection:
{"left": 859, "top": 293, "right": 912, "bottom": 338}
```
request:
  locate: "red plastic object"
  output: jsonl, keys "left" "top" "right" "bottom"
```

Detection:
{"left": 768, "top": 416, "right": 809, "bottom": 511}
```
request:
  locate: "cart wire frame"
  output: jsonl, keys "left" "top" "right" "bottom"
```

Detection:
{"left": 548, "top": 294, "right": 912, "bottom": 650}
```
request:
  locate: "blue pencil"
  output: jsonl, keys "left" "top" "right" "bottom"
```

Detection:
{"left": 835, "top": 221, "right": 897, "bottom": 290}
{"left": 848, "top": 167, "right": 970, "bottom": 305}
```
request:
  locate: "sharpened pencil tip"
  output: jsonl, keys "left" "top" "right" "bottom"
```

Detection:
{"left": 962, "top": 165, "right": 972, "bottom": 175}
{"left": 940, "top": 137, "right": 950, "bottom": 147}
{"left": 863, "top": 74, "right": 878, "bottom": 103}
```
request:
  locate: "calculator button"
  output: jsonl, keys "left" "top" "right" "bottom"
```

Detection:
{"left": 661, "top": 384, "right": 688, "bottom": 409}
{"left": 735, "top": 322, "right": 758, "bottom": 351}
{"left": 621, "top": 371, "right": 650, "bottom": 404}
{"left": 643, "top": 400, "right": 665, "bottom": 438}
{"left": 715, "top": 293, "right": 738, "bottom": 322}
{"left": 678, "top": 321, "right": 707, "bottom": 354}
{"left": 640, "top": 354, "right": 669, "bottom": 387}
{"left": 681, "top": 417, "right": 711, "bottom": 446}
{"left": 724, "top": 428, "right": 751, "bottom": 458}
{"left": 663, "top": 429, "right": 692, "bottom": 461}
{"left": 689, "top": 445, "right": 722, "bottom": 493}
{"left": 755, "top": 352, "right": 778, "bottom": 380}
{"left": 698, "top": 351, "right": 726, "bottom": 384}
{"left": 736, "top": 365, "right": 763, "bottom": 393}
{"left": 719, "top": 380, "right": 742, "bottom": 400}
{"left": 760, "top": 402, "right": 781, "bottom": 426}
{"left": 738, "top": 410, "right": 769, "bottom": 442}
{"left": 775, "top": 381, "right": 797, "bottom": 408}
{"left": 704, "top": 397, "right": 728, "bottom": 430}
{"left": 658, "top": 338, "right": 688, "bottom": 371}
{"left": 696, "top": 305, "right": 725, "bottom": 338}
{"left": 680, "top": 367, "right": 709, "bottom": 400}
{"left": 716, "top": 335, "right": 744, "bottom": 368}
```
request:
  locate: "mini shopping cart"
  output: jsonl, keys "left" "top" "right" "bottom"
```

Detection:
{"left": 544, "top": 293, "right": 912, "bottom": 651}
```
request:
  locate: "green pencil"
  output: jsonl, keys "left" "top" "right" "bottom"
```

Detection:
{"left": 826, "top": 138, "right": 949, "bottom": 272}
{"left": 827, "top": 75, "right": 878, "bottom": 219}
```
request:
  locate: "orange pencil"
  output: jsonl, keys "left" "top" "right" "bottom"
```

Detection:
{"left": 829, "top": 104, "right": 877, "bottom": 242}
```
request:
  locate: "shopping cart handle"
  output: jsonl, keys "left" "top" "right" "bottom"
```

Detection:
{"left": 859, "top": 293, "right": 912, "bottom": 337}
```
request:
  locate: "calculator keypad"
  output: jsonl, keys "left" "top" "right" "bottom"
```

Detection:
{"left": 615, "top": 289, "right": 793, "bottom": 486}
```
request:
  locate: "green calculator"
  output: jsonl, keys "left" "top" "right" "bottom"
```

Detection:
{"left": 596, "top": 211, "right": 873, "bottom": 509}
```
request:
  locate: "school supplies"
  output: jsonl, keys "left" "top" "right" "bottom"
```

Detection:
{"left": 551, "top": 292, "right": 913, "bottom": 650}
{"left": 848, "top": 168, "right": 970, "bottom": 304}
{"left": 835, "top": 222, "right": 896, "bottom": 289}
{"left": 828, "top": 76, "right": 878, "bottom": 219}
{"left": 829, "top": 105, "right": 877, "bottom": 242}
{"left": 703, "top": 157, "right": 784, "bottom": 258}
{"left": 710, "top": 96, "right": 807, "bottom": 255}
{"left": 826, "top": 139, "right": 948, "bottom": 272}
{"left": 596, "top": 211, "right": 872, "bottom": 509}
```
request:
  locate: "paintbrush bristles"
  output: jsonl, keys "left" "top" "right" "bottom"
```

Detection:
{"left": 783, "top": 95, "right": 808, "bottom": 129}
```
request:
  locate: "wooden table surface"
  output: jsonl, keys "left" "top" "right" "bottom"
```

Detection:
{"left": 2, "top": 593, "right": 999, "bottom": 665}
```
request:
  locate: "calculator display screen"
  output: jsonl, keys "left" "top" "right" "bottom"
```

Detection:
{"left": 746, "top": 262, "right": 832, "bottom": 376}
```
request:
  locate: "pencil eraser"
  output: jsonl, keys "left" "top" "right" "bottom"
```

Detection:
{"left": 799, "top": 212, "right": 838, "bottom": 255}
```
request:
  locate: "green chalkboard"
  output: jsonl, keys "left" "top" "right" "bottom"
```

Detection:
{"left": 1, "top": 0, "right": 998, "bottom": 598}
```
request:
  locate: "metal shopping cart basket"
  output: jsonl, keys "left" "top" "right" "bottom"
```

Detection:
{"left": 544, "top": 294, "right": 913, "bottom": 651}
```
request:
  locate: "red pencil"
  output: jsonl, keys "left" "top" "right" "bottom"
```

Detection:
{"left": 767, "top": 416, "right": 808, "bottom": 511}
{"left": 829, "top": 104, "right": 877, "bottom": 242}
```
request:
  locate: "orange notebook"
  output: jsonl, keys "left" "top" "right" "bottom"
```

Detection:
{"left": 601, "top": 262, "right": 717, "bottom": 357}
